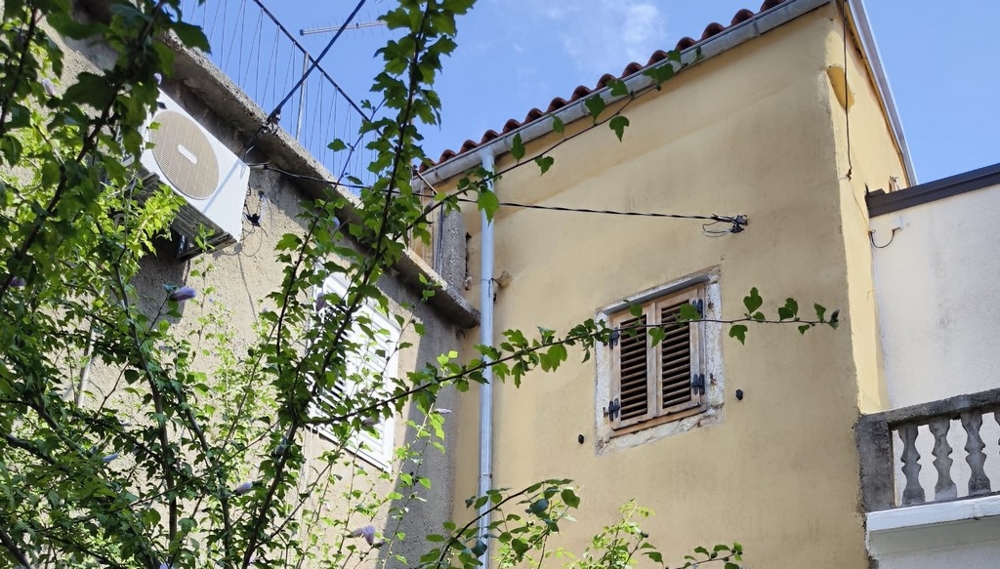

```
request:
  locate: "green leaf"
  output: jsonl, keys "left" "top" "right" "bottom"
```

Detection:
{"left": 777, "top": 298, "right": 798, "bottom": 321}
{"left": 511, "top": 538, "right": 529, "bottom": 556}
{"left": 646, "top": 551, "right": 663, "bottom": 563}
{"left": 171, "top": 21, "right": 211, "bottom": 52}
{"left": 63, "top": 72, "right": 116, "bottom": 109}
{"left": 511, "top": 133, "right": 525, "bottom": 161}
{"left": 584, "top": 95, "right": 606, "bottom": 121}
{"left": 643, "top": 64, "right": 676, "bottom": 86}
{"left": 328, "top": 139, "right": 348, "bottom": 152}
{"left": 0, "top": 136, "right": 22, "bottom": 165}
{"left": 275, "top": 233, "right": 302, "bottom": 251}
{"left": 540, "top": 343, "right": 567, "bottom": 372}
{"left": 607, "top": 79, "right": 629, "bottom": 98}
{"left": 648, "top": 326, "right": 665, "bottom": 347}
{"left": 829, "top": 309, "right": 840, "bottom": 329}
{"left": 677, "top": 303, "right": 701, "bottom": 322}
{"left": 798, "top": 324, "right": 811, "bottom": 334}
{"left": 814, "top": 303, "right": 827, "bottom": 321}
{"left": 477, "top": 190, "right": 500, "bottom": 222}
{"left": 628, "top": 304, "right": 642, "bottom": 317}
{"left": 534, "top": 155, "right": 554, "bottom": 175}
{"left": 609, "top": 116, "right": 630, "bottom": 142}
{"left": 560, "top": 488, "right": 580, "bottom": 508}
{"left": 551, "top": 115, "right": 564, "bottom": 134}
{"left": 527, "top": 498, "right": 549, "bottom": 514}
{"left": 743, "top": 287, "right": 763, "bottom": 315}
{"left": 470, "top": 540, "right": 488, "bottom": 556}
{"left": 729, "top": 325, "right": 747, "bottom": 345}
{"left": 725, "top": 564, "right": 740, "bottom": 569}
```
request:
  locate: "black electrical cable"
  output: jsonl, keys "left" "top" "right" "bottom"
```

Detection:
{"left": 843, "top": 0, "right": 853, "bottom": 180}
{"left": 252, "top": 163, "right": 749, "bottom": 230}
{"left": 869, "top": 228, "right": 897, "bottom": 249}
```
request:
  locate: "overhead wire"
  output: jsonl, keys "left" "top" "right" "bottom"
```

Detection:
{"left": 249, "top": 163, "right": 749, "bottom": 233}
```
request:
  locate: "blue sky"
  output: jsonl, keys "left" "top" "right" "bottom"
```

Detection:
{"left": 192, "top": 0, "right": 999, "bottom": 185}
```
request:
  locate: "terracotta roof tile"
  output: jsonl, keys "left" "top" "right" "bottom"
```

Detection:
{"left": 422, "top": 0, "right": 791, "bottom": 170}
{"left": 701, "top": 22, "right": 727, "bottom": 40}
{"left": 545, "top": 97, "right": 569, "bottom": 113}
{"left": 731, "top": 8, "right": 757, "bottom": 24}
{"left": 647, "top": 50, "right": 671, "bottom": 65}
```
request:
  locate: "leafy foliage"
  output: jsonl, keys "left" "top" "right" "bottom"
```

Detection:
{"left": 0, "top": 0, "right": 831, "bottom": 567}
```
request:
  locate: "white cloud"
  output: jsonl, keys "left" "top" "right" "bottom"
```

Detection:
{"left": 545, "top": 1, "right": 668, "bottom": 77}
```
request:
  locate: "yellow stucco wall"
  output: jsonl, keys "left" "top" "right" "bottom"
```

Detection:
{"left": 824, "top": 12, "right": 908, "bottom": 414}
{"left": 441, "top": 5, "right": 905, "bottom": 568}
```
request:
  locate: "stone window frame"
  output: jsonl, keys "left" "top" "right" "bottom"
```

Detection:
{"left": 594, "top": 269, "right": 725, "bottom": 455}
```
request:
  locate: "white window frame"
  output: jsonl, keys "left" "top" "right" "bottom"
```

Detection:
{"left": 594, "top": 270, "right": 725, "bottom": 455}
{"left": 312, "top": 273, "right": 399, "bottom": 470}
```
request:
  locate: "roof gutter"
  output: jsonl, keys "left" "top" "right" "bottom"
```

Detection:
{"left": 846, "top": 0, "right": 918, "bottom": 185}
{"left": 420, "top": 0, "right": 831, "bottom": 186}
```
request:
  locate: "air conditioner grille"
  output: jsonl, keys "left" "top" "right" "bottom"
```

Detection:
{"left": 150, "top": 110, "right": 220, "bottom": 200}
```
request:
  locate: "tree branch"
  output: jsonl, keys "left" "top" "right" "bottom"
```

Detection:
{"left": 0, "top": 525, "right": 32, "bottom": 568}
{"left": 0, "top": 7, "right": 39, "bottom": 136}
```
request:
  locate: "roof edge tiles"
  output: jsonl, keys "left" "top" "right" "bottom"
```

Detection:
{"left": 420, "top": 0, "right": 827, "bottom": 177}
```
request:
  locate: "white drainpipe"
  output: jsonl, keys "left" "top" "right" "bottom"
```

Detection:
{"left": 477, "top": 149, "right": 496, "bottom": 566}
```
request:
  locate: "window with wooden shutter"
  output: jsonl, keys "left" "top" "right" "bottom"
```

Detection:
{"left": 312, "top": 273, "right": 399, "bottom": 469}
{"left": 609, "top": 285, "right": 706, "bottom": 432}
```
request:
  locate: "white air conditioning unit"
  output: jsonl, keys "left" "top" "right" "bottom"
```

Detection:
{"left": 139, "top": 89, "right": 249, "bottom": 253}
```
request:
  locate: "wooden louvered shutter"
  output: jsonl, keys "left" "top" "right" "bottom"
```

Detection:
{"left": 609, "top": 285, "right": 706, "bottom": 433}
{"left": 611, "top": 311, "right": 652, "bottom": 428}
{"left": 656, "top": 290, "right": 702, "bottom": 416}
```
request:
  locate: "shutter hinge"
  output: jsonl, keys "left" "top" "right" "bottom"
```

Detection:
{"left": 603, "top": 398, "right": 620, "bottom": 421}
{"left": 691, "top": 299, "right": 704, "bottom": 317}
{"left": 609, "top": 329, "right": 620, "bottom": 347}
{"left": 691, "top": 373, "right": 706, "bottom": 395}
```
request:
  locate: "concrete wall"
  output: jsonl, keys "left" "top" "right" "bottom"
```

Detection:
{"left": 867, "top": 495, "right": 1000, "bottom": 569}
{"left": 46, "top": 7, "right": 470, "bottom": 566}
{"left": 871, "top": 182, "right": 1000, "bottom": 409}
{"left": 434, "top": 6, "right": 905, "bottom": 568}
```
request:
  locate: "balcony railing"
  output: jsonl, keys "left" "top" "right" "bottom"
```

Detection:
{"left": 856, "top": 388, "right": 1000, "bottom": 512}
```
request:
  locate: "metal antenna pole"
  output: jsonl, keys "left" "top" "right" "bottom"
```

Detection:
{"left": 295, "top": 52, "right": 308, "bottom": 139}
{"left": 299, "top": 20, "right": 386, "bottom": 36}
{"left": 292, "top": 20, "right": 386, "bottom": 139}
